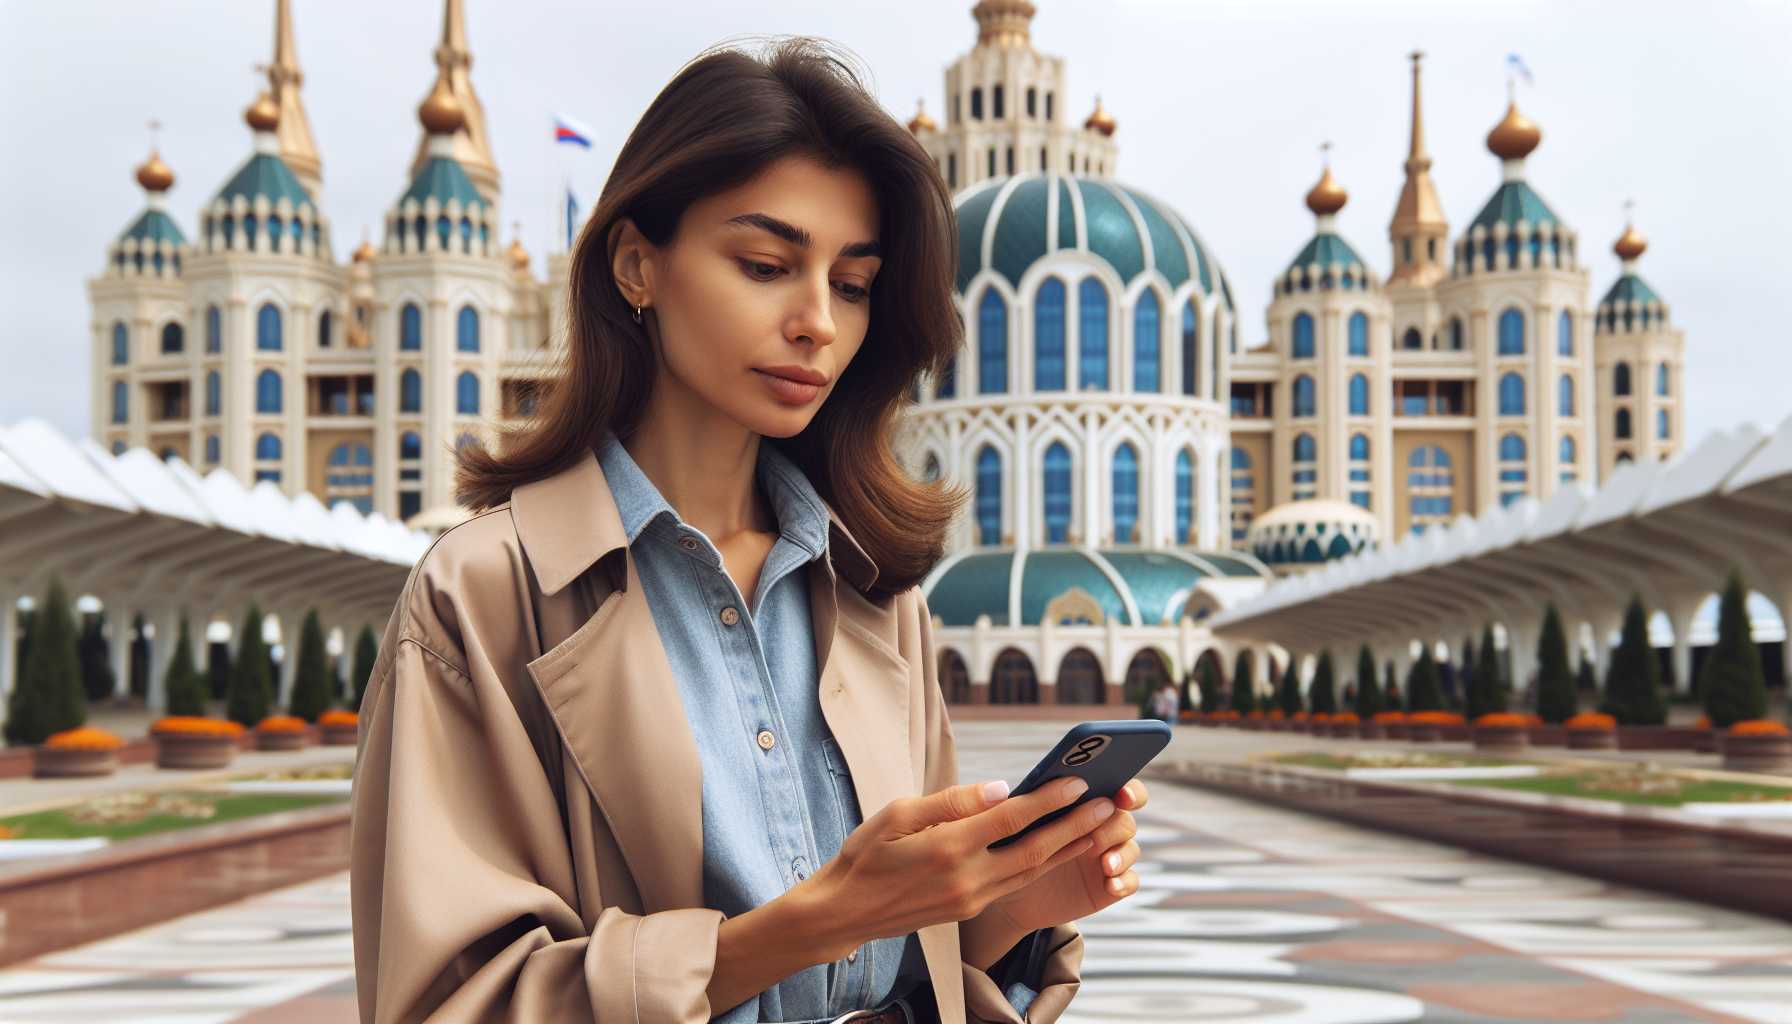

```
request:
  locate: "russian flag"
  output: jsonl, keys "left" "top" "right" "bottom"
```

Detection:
{"left": 554, "top": 114, "right": 593, "bottom": 149}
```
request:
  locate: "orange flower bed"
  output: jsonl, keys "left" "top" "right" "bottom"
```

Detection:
{"left": 1267, "top": 709, "right": 1285, "bottom": 720}
{"left": 1311, "top": 712, "right": 1332, "bottom": 723}
{"left": 1213, "top": 710, "right": 1241, "bottom": 721}
{"left": 150, "top": 716, "right": 246, "bottom": 737}
{"left": 1695, "top": 715, "right": 1712, "bottom": 730}
{"left": 1408, "top": 711, "right": 1465, "bottom": 726}
{"left": 1331, "top": 711, "right": 1360, "bottom": 724}
{"left": 1727, "top": 719, "right": 1791, "bottom": 737}
{"left": 1292, "top": 711, "right": 1310, "bottom": 721}
{"left": 1565, "top": 712, "right": 1617, "bottom": 731}
{"left": 1247, "top": 710, "right": 1266, "bottom": 720}
{"left": 1177, "top": 709, "right": 1197, "bottom": 722}
{"left": 43, "top": 726, "right": 127, "bottom": 751}
{"left": 256, "top": 715, "right": 309, "bottom": 734}
{"left": 319, "top": 709, "right": 359, "bottom": 727}
{"left": 1522, "top": 713, "right": 1544, "bottom": 727}
{"left": 1474, "top": 712, "right": 1531, "bottom": 728}
{"left": 1372, "top": 711, "right": 1406, "bottom": 724}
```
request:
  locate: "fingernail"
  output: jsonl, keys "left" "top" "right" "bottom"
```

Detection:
{"left": 1091, "top": 798, "right": 1115, "bottom": 820}
{"left": 1105, "top": 853, "right": 1119, "bottom": 872}
{"left": 1109, "top": 877, "right": 1125, "bottom": 894}
{"left": 1063, "top": 777, "right": 1089, "bottom": 799}
{"left": 981, "top": 779, "right": 1010, "bottom": 802}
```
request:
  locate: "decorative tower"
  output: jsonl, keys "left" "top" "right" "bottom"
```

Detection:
{"left": 406, "top": 0, "right": 500, "bottom": 204}
{"left": 910, "top": 0, "right": 1116, "bottom": 191}
{"left": 1594, "top": 211, "right": 1682, "bottom": 474}
{"left": 1387, "top": 51, "right": 1448, "bottom": 288}
{"left": 267, "top": 0, "right": 323, "bottom": 201}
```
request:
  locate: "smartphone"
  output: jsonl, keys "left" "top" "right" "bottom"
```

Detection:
{"left": 986, "top": 719, "right": 1172, "bottom": 850}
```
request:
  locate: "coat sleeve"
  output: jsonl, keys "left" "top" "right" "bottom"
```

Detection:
{"left": 910, "top": 589, "right": 1084, "bottom": 1024}
{"left": 350, "top": 589, "right": 725, "bottom": 1023}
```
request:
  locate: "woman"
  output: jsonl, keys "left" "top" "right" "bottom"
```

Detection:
{"left": 349, "top": 38, "right": 1149, "bottom": 1024}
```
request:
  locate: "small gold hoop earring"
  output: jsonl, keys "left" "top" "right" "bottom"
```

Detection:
{"left": 632, "top": 303, "right": 643, "bottom": 324}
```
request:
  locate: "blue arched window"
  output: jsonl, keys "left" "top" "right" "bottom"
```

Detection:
{"left": 456, "top": 370, "right": 480, "bottom": 414}
{"left": 1498, "top": 372, "right": 1526, "bottom": 415}
{"left": 1616, "top": 408, "right": 1633, "bottom": 439}
{"left": 318, "top": 309, "right": 333, "bottom": 348}
{"left": 977, "top": 288, "right": 1007, "bottom": 394}
{"left": 205, "top": 370, "right": 221, "bottom": 416}
{"left": 255, "top": 432, "right": 282, "bottom": 461}
{"left": 1407, "top": 445, "right": 1454, "bottom": 530}
{"left": 1293, "top": 374, "right": 1316, "bottom": 417}
{"left": 1133, "top": 290, "right": 1160, "bottom": 392}
{"left": 1657, "top": 408, "right": 1670, "bottom": 440}
{"left": 1174, "top": 449, "right": 1195, "bottom": 542}
{"left": 1292, "top": 312, "right": 1315, "bottom": 359}
{"left": 456, "top": 305, "right": 480, "bottom": 353}
{"left": 1292, "top": 433, "right": 1317, "bottom": 500}
{"left": 1349, "top": 432, "right": 1371, "bottom": 509}
{"left": 400, "top": 303, "right": 422, "bottom": 351}
{"left": 111, "top": 322, "right": 128, "bottom": 365}
{"left": 400, "top": 430, "right": 422, "bottom": 460}
{"left": 1447, "top": 317, "right": 1464, "bottom": 351}
{"left": 975, "top": 445, "right": 1002, "bottom": 544}
{"left": 1348, "top": 312, "right": 1368, "bottom": 356}
{"left": 1348, "top": 373, "right": 1369, "bottom": 416}
{"left": 1497, "top": 307, "right": 1525, "bottom": 356}
{"left": 1034, "top": 278, "right": 1065, "bottom": 391}
{"left": 1078, "top": 278, "right": 1108, "bottom": 389}
{"left": 1350, "top": 434, "right": 1369, "bottom": 460}
{"left": 206, "top": 306, "right": 221, "bottom": 353}
{"left": 256, "top": 303, "right": 282, "bottom": 351}
{"left": 110, "top": 380, "right": 128, "bottom": 423}
{"left": 1557, "top": 374, "right": 1574, "bottom": 416}
{"left": 255, "top": 368, "right": 282, "bottom": 413}
{"left": 400, "top": 368, "right": 422, "bottom": 413}
{"left": 1180, "top": 300, "right": 1199, "bottom": 396}
{"left": 1557, "top": 310, "right": 1573, "bottom": 356}
{"left": 1112, "top": 443, "right": 1139, "bottom": 542}
{"left": 1043, "top": 442, "right": 1072, "bottom": 544}
{"left": 1656, "top": 362, "right": 1670, "bottom": 396}
{"left": 205, "top": 435, "right": 220, "bottom": 464}
{"left": 1499, "top": 433, "right": 1528, "bottom": 506}
{"left": 160, "top": 322, "right": 184, "bottom": 355}
{"left": 1614, "top": 362, "right": 1632, "bottom": 396}
{"left": 1229, "top": 447, "right": 1255, "bottom": 544}
{"left": 1559, "top": 435, "right": 1577, "bottom": 480}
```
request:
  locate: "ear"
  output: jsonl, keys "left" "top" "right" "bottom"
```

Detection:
{"left": 608, "top": 217, "right": 655, "bottom": 308}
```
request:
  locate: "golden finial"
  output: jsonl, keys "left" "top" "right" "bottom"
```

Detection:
{"left": 907, "top": 97, "right": 937, "bottom": 135}
{"left": 135, "top": 119, "right": 174, "bottom": 192}
{"left": 507, "top": 221, "right": 530, "bottom": 271}
{"left": 244, "top": 69, "right": 280, "bottom": 134}
{"left": 1614, "top": 199, "right": 1647, "bottom": 261}
{"left": 1486, "top": 100, "right": 1541, "bottom": 160}
{"left": 1083, "top": 94, "right": 1116, "bottom": 136}
{"left": 352, "top": 227, "right": 377, "bottom": 263}
{"left": 1305, "top": 142, "right": 1347, "bottom": 216}
{"left": 417, "top": 67, "right": 466, "bottom": 136}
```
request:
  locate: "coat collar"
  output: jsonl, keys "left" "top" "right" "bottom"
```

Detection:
{"left": 510, "top": 443, "right": 880, "bottom": 598}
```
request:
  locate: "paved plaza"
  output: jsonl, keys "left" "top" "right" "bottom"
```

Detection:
{"left": 0, "top": 719, "right": 1787, "bottom": 1022}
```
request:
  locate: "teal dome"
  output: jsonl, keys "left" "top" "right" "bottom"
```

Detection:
{"left": 119, "top": 208, "right": 186, "bottom": 247}
{"left": 923, "top": 546, "right": 1269, "bottom": 628}
{"left": 216, "top": 153, "right": 314, "bottom": 212}
{"left": 1600, "top": 273, "right": 1659, "bottom": 308}
{"left": 1287, "top": 232, "right": 1365, "bottom": 274}
{"left": 401, "top": 156, "right": 487, "bottom": 212}
{"left": 1469, "top": 180, "right": 1559, "bottom": 233}
{"left": 955, "top": 172, "right": 1233, "bottom": 310}
{"left": 1597, "top": 273, "right": 1666, "bottom": 332}
{"left": 1245, "top": 500, "right": 1379, "bottom": 568}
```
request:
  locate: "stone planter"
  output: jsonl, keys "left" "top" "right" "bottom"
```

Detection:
{"left": 1439, "top": 724, "right": 1472, "bottom": 742}
{"left": 1692, "top": 728, "right": 1720, "bottom": 754}
{"left": 1331, "top": 721, "right": 1359, "bottom": 739}
{"left": 1615, "top": 726, "right": 1703, "bottom": 752}
{"left": 33, "top": 746, "right": 121, "bottom": 778}
{"left": 1407, "top": 723, "right": 1442, "bottom": 743}
{"left": 255, "top": 729, "right": 308, "bottom": 752}
{"left": 1527, "top": 724, "right": 1566, "bottom": 747}
{"left": 1719, "top": 733, "right": 1792, "bottom": 774}
{"left": 321, "top": 723, "right": 359, "bottom": 746}
{"left": 1356, "top": 721, "right": 1386, "bottom": 741}
{"left": 155, "top": 733, "right": 239, "bottom": 770}
{"left": 1472, "top": 724, "right": 1530, "bottom": 754}
{"left": 1383, "top": 722, "right": 1409, "bottom": 740}
{"left": 1566, "top": 728, "right": 1617, "bottom": 750}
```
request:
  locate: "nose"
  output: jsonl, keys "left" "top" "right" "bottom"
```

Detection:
{"left": 786, "top": 269, "right": 836, "bottom": 349}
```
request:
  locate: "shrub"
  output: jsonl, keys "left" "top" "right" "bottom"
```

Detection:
{"left": 1534, "top": 604, "right": 1578, "bottom": 724}
{"left": 351, "top": 625, "right": 379, "bottom": 711}
{"left": 1353, "top": 645, "right": 1381, "bottom": 717}
{"left": 1230, "top": 653, "right": 1257, "bottom": 715}
{"left": 163, "top": 616, "right": 209, "bottom": 717}
{"left": 77, "top": 611, "right": 116, "bottom": 702}
{"left": 1601, "top": 595, "right": 1666, "bottom": 725}
{"left": 1699, "top": 570, "right": 1768, "bottom": 729}
{"left": 1276, "top": 657, "right": 1303, "bottom": 716}
{"left": 288, "top": 609, "right": 332, "bottom": 722}
{"left": 5, "top": 577, "right": 86, "bottom": 746}
{"left": 226, "top": 604, "right": 274, "bottom": 728}
{"left": 1406, "top": 645, "right": 1444, "bottom": 712}
{"left": 1309, "top": 651, "right": 1337, "bottom": 715}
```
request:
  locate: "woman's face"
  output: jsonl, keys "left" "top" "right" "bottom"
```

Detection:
{"left": 627, "top": 154, "right": 883, "bottom": 439}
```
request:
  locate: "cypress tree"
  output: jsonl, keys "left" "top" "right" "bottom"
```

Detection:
{"left": 351, "top": 625, "right": 379, "bottom": 711}
{"left": 1469, "top": 624, "right": 1505, "bottom": 718}
{"left": 1576, "top": 655, "right": 1597, "bottom": 694}
{"left": 1353, "top": 645, "right": 1381, "bottom": 716}
{"left": 1602, "top": 595, "right": 1666, "bottom": 725}
{"left": 1191, "top": 656, "right": 1218, "bottom": 711}
{"left": 1699, "top": 570, "right": 1768, "bottom": 728}
{"left": 1535, "top": 604, "right": 1578, "bottom": 723}
{"left": 227, "top": 604, "right": 274, "bottom": 727}
{"left": 1309, "top": 651, "right": 1337, "bottom": 714}
{"left": 288, "top": 609, "right": 332, "bottom": 722}
{"left": 1459, "top": 635, "right": 1477, "bottom": 715}
{"left": 1276, "top": 658, "right": 1304, "bottom": 716}
{"left": 5, "top": 577, "right": 86, "bottom": 745}
{"left": 1230, "top": 653, "right": 1257, "bottom": 714}
{"left": 1383, "top": 660, "right": 1400, "bottom": 709}
{"left": 1406, "top": 645, "right": 1444, "bottom": 712}
{"left": 77, "top": 611, "right": 116, "bottom": 702}
{"left": 207, "top": 638, "right": 232, "bottom": 700}
{"left": 163, "top": 616, "right": 208, "bottom": 717}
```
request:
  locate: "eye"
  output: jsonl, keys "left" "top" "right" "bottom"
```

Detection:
{"left": 835, "top": 281, "right": 869, "bottom": 303}
{"left": 739, "top": 258, "right": 783, "bottom": 280}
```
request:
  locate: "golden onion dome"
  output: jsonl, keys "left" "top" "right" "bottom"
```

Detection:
{"left": 508, "top": 236, "right": 530, "bottom": 271}
{"left": 1486, "top": 100, "right": 1541, "bottom": 160}
{"left": 243, "top": 90, "right": 280, "bottom": 133}
{"left": 352, "top": 238, "right": 378, "bottom": 263}
{"left": 907, "top": 98, "right": 937, "bottom": 135}
{"left": 135, "top": 149, "right": 174, "bottom": 193}
{"left": 417, "top": 71, "right": 466, "bottom": 136}
{"left": 1305, "top": 166, "right": 1347, "bottom": 216}
{"left": 1084, "top": 94, "right": 1116, "bottom": 137}
{"left": 1613, "top": 223, "right": 1647, "bottom": 261}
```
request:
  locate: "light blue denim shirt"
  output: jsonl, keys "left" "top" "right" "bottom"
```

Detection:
{"left": 595, "top": 434, "right": 929, "bottom": 1024}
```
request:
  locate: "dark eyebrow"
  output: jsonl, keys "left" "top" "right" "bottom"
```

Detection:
{"left": 724, "top": 212, "right": 881, "bottom": 259}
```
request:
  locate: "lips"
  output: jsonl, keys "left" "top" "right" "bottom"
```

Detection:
{"left": 755, "top": 365, "right": 830, "bottom": 386}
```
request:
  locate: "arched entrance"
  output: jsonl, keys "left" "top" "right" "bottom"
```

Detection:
{"left": 1056, "top": 648, "right": 1105, "bottom": 704}
{"left": 1124, "top": 648, "right": 1172, "bottom": 706}
{"left": 938, "top": 649, "right": 971, "bottom": 704}
{"left": 989, "top": 648, "right": 1038, "bottom": 704}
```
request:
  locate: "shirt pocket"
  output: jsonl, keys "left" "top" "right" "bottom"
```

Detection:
{"left": 820, "top": 734, "right": 865, "bottom": 838}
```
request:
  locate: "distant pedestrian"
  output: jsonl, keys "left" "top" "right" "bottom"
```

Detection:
{"left": 1150, "top": 682, "right": 1179, "bottom": 724}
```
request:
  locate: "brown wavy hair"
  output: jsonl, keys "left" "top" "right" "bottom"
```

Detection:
{"left": 454, "top": 37, "right": 966, "bottom": 601}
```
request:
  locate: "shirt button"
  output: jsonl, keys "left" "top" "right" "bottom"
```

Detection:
{"left": 720, "top": 606, "right": 740, "bottom": 626}
{"left": 757, "top": 729, "right": 776, "bottom": 750}
{"left": 793, "top": 856, "right": 808, "bottom": 879}
{"left": 847, "top": 948, "right": 858, "bottom": 962}
{"left": 679, "top": 536, "right": 699, "bottom": 551}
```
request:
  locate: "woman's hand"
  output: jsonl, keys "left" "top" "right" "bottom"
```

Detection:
{"left": 982, "top": 779, "right": 1147, "bottom": 935}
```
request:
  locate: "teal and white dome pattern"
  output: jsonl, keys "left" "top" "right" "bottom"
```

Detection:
{"left": 923, "top": 547, "right": 1270, "bottom": 628}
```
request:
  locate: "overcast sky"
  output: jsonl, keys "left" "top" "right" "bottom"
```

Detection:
{"left": 3, "top": 0, "right": 1787, "bottom": 447}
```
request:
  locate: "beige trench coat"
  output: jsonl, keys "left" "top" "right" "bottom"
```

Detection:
{"left": 349, "top": 447, "right": 1084, "bottom": 1022}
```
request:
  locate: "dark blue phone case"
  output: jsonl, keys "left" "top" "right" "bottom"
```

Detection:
{"left": 987, "top": 719, "right": 1172, "bottom": 850}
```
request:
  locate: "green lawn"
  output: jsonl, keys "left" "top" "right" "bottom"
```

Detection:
{"left": 1451, "top": 774, "right": 1792, "bottom": 807}
{"left": 0, "top": 790, "right": 348, "bottom": 841}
